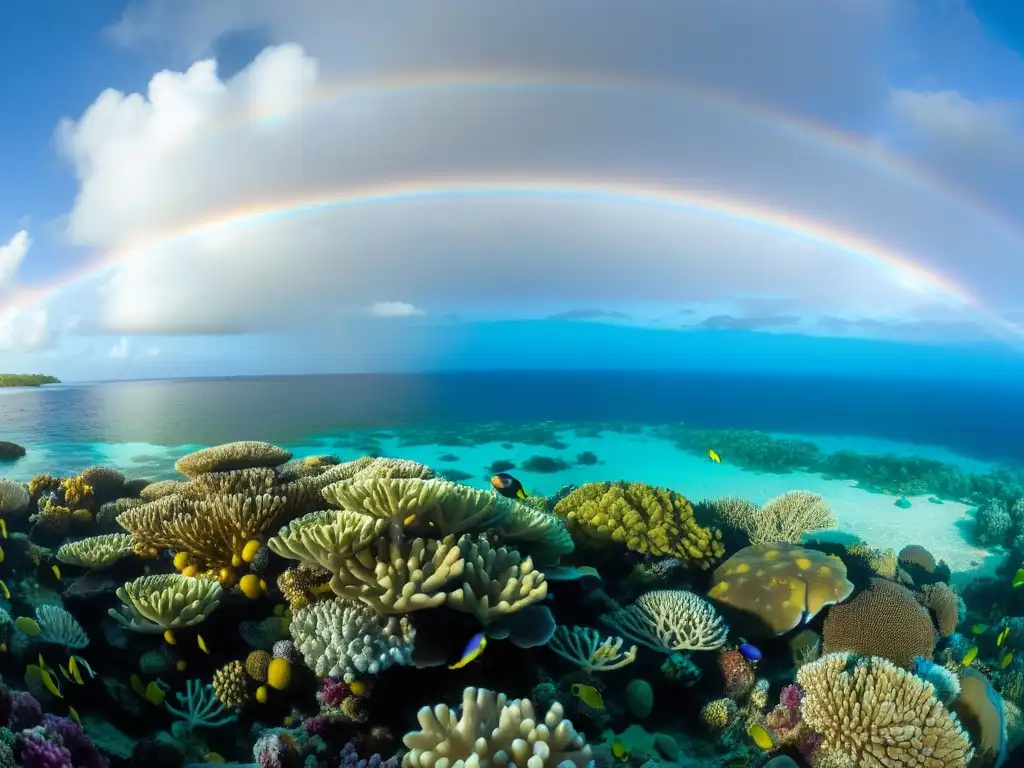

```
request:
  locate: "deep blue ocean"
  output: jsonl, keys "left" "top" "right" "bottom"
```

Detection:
{"left": 1, "top": 370, "right": 1022, "bottom": 465}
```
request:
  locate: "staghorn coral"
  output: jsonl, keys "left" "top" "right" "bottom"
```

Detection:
{"left": 546, "top": 625, "right": 637, "bottom": 672}
{"left": 174, "top": 440, "right": 292, "bottom": 477}
{"left": 290, "top": 598, "right": 415, "bottom": 682}
{"left": 797, "top": 652, "right": 973, "bottom": 767}
{"left": 601, "top": 589, "right": 728, "bottom": 652}
{"left": 178, "top": 467, "right": 278, "bottom": 499}
{"left": 57, "top": 533, "right": 135, "bottom": 570}
{"left": 117, "top": 492, "right": 288, "bottom": 568}
{"left": 822, "top": 577, "right": 937, "bottom": 668}
{"left": 707, "top": 542, "right": 854, "bottom": 637}
{"left": 402, "top": 686, "right": 592, "bottom": 768}
{"left": 918, "top": 582, "right": 960, "bottom": 637}
{"left": 446, "top": 536, "right": 547, "bottom": 625}
{"left": 322, "top": 477, "right": 509, "bottom": 536}
{"left": 554, "top": 481, "right": 724, "bottom": 567}
{"left": 108, "top": 574, "right": 223, "bottom": 633}
{"left": 0, "top": 479, "right": 30, "bottom": 516}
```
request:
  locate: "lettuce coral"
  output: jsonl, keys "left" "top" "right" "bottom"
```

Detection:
{"left": 553, "top": 481, "right": 724, "bottom": 567}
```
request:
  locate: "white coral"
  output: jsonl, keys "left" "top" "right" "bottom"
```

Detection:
{"left": 0, "top": 479, "right": 29, "bottom": 516}
{"left": 290, "top": 598, "right": 415, "bottom": 683}
{"left": 600, "top": 589, "right": 727, "bottom": 652}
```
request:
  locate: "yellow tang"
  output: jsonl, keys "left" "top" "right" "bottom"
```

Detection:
{"left": 197, "top": 634, "right": 210, "bottom": 654}
{"left": 1013, "top": 568, "right": 1024, "bottom": 589}
{"left": 611, "top": 740, "right": 630, "bottom": 761}
{"left": 0, "top": 580, "right": 9, "bottom": 600}
{"left": 15, "top": 617, "right": 40, "bottom": 637}
{"left": 962, "top": 646, "right": 980, "bottom": 666}
{"left": 0, "top": 544, "right": 5, "bottom": 564}
{"left": 971, "top": 624, "right": 989, "bottom": 635}
{"left": 145, "top": 681, "right": 166, "bottom": 706}
{"left": 1001, "top": 651, "right": 1014, "bottom": 669}
{"left": 0, "top": 518, "right": 7, "bottom": 539}
{"left": 51, "top": 564, "right": 61, "bottom": 581}
{"left": 998, "top": 627, "right": 1011, "bottom": 648}
{"left": 571, "top": 684, "right": 604, "bottom": 709}
{"left": 129, "top": 674, "right": 146, "bottom": 697}
{"left": 747, "top": 723, "right": 776, "bottom": 751}
{"left": 38, "top": 666, "right": 62, "bottom": 699}
{"left": 708, "top": 449, "right": 722, "bottom": 463}
{"left": 68, "top": 656, "right": 84, "bottom": 685}
{"left": 68, "top": 706, "right": 81, "bottom": 727}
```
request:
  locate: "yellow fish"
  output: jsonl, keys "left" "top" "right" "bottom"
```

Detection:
{"left": 611, "top": 740, "right": 630, "bottom": 761}
{"left": 68, "top": 656, "right": 85, "bottom": 685}
{"left": 129, "top": 674, "right": 146, "bottom": 697}
{"left": 39, "top": 667, "right": 62, "bottom": 699}
{"left": 51, "top": 564, "right": 61, "bottom": 581}
{"left": 747, "top": 722, "right": 776, "bottom": 751}
{"left": 145, "top": 681, "right": 166, "bottom": 706}
{"left": 962, "top": 646, "right": 979, "bottom": 666}
{"left": 998, "top": 627, "right": 1010, "bottom": 647}
{"left": 971, "top": 623, "right": 989, "bottom": 635}
{"left": 58, "top": 663, "right": 72, "bottom": 683}
{"left": 449, "top": 632, "right": 487, "bottom": 670}
{"left": 0, "top": 518, "right": 7, "bottom": 539}
{"left": 68, "top": 706, "right": 81, "bottom": 727}
{"left": 1001, "top": 651, "right": 1014, "bottom": 669}
{"left": 164, "top": 629, "right": 177, "bottom": 645}
{"left": 0, "top": 643, "right": 7, "bottom": 653}
{"left": 0, "top": 580, "right": 9, "bottom": 600}
{"left": 708, "top": 449, "right": 721, "bottom": 464}
{"left": 0, "top": 544, "right": 5, "bottom": 564}
{"left": 197, "top": 634, "right": 209, "bottom": 654}
{"left": 15, "top": 617, "right": 40, "bottom": 637}
{"left": 176, "top": 660, "right": 187, "bottom": 672}
{"left": 1014, "top": 568, "right": 1024, "bottom": 589}
{"left": 571, "top": 683, "right": 604, "bottom": 709}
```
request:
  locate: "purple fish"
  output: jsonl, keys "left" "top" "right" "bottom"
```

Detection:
{"left": 738, "top": 642, "right": 762, "bottom": 662}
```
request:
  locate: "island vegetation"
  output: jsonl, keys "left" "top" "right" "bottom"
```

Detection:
{"left": 0, "top": 373, "right": 60, "bottom": 387}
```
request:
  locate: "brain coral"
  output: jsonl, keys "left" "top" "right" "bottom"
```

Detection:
{"left": 821, "top": 577, "right": 937, "bottom": 668}
{"left": 918, "top": 582, "right": 961, "bottom": 637}
{"left": 798, "top": 652, "right": 973, "bottom": 767}
{"left": 706, "top": 543, "right": 854, "bottom": 637}
{"left": 554, "top": 481, "right": 724, "bottom": 568}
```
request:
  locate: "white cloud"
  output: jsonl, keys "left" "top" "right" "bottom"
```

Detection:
{"left": 109, "top": 337, "right": 131, "bottom": 358}
{"left": 145, "top": 346, "right": 161, "bottom": 356}
{"left": 0, "top": 230, "right": 30, "bottom": 288}
{"left": 0, "top": 307, "right": 50, "bottom": 352}
{"left": 29, "top": 1, "right": 1021, "bottom": 349}
{"left": 368, "top": 301, "right": 424, "bottom": 318}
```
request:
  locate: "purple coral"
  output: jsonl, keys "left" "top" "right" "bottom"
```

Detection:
{"left": 0, "top": 682, "right": 11, "bottom": 727}
{"left": 318, "top": 677, "right": 349, "bottom": 708}
{"left": 338, "top": 742, "right": 398, "bottom": 768}
{"left": 41, "top": 715, "right": 107, "bottom": 768}
{"left": 17, "top": 729, "right": 72, "bottom": 768}
{"left": 10, "top": 691, "right": 43, "bottom": 730}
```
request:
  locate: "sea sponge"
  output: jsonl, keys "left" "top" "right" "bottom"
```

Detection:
{"left": 402, "top": 686, "right": 592, "bottom": 768}
{"left": 822, "top": 577, "right": 937, "bottom": 668}
{"left": 0, "top": 479, "right": 30, "bottom": 516}
{"left": 277, "top": 564, "right": 332, "bottom": 611}
{"left": 898, "top": 544, "right": 937, "bottom": 574}
{"left": 707, "top": 543, "right": 855, "bottom": 637}
{"left": 57, "top": 533, "right": 135, "bottom": 570}
{"left": 321, "top": 477, "right": 509, "bottom": 536}
{"left": 918, "top": 582, "right": 961, "bottom": 637}
{"left": 77, "top": 466, "right": 126, "bottom": 502}
{"left": 35, "top": 605, "right": 89, "bottom": 649}
{"left": 554, "top": 481, "right": 724, "bottom": 568}
{"left": 108, "top": 574, "right": 223, "bottom": 633}
{"left": 60, "top": 476, "right": 94, "bottom": 510}
{"left": 267, "top": 509, "right": 388, "bottom": 573}
{"left": 174, "top": 441, "right": 292, "bottom": 478}
{"left": 700, "top": 698, "right": 738, "bottom": 730}
{"left": 245, "top": 650, "right": 272, "bottom": 683}
{"left": 495, "top": 502, "right": 575, "bottom": 559}
{"left": 601, "top": 589, "right": 728, "bottom": 652}
{"left": 717, "top": 649, "right": 755, "bottom": 699}
{"left": 797, "top": 652, "right": 973, "bottom": 767}
{"left": 139, "top": 480, "right": 186, "bottom": 502}
{"left": 289, "top": 598, "right": 415, "bottom": 682}
{"left": 445, "top": 536, "right": 547, "bottom": 625}
{"left": 212, "top": 660, "right": 250, "bottom": 709}
{"left": 28, "top": 473, "right": 61, "bottom": 501}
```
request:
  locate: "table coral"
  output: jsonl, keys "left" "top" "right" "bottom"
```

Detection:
{"left": 553, "top": 481, "right": 724, "bottom": 567}
{"left": 174, "top": 441, "right": 293, "bottom": 478}
{"left": 108, "top": 574, "right": 223, "bottom": 633}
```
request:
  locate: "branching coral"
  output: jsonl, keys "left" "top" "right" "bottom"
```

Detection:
{"left": 402, "top": 686, "right": 593, "bottom": 768}
{"left": 707, "top": 542, "right": 854, "bottom": 637}
{"left": 0, "top": 479, "right": 30, "bottom": 516}
{"left": 268, "top": 510, "right": 389, "bottom": 574}
{"left": 745, "top": 491, "right": 836, "bottom": 545}
{"left": 57, "top": 533, "right": 135, "bottom": 570}
{"left": 554, "top": 481, "right": 724, "bottom": 567}
{"left": 601, "top": 589, "right": 728, "bottom": 652}
{"left": 174, "top": 441, "right": 293, "bottom": 478}
{"left": 165, "top": 679, "right": 238, "bottom": 730}
{"left": 546, "top": 625, "right": 637, "bottom": 672}
{"left": 446, "top": 537, "right": 547, "bottom": 625}
{"left": 797, "top": 652, "right": 973, "bottom": 767}
{"left": 290, "top": 598, "right": 415, "bottom": 682}
{"left": 108, "top": 574, "right": 223, "bottom": 633}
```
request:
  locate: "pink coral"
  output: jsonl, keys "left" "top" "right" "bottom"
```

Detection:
{"left": 717, "top": 650, "right": 755, "bottom": 699}
{"left": 764, "top": 685, "right": 803, "bottom": 744}
{"left": 318, "top": 677, "right": 350, "bottom": 708}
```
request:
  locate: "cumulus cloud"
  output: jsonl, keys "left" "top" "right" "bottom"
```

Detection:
{"left": 0, "top": 308, "right": 51, "bottom": 352}
{"left": 109, "top": 337, "right": 131, "bottom": 358}
{"left": 0, "top": 231, "right": 30, "bottom": 288}
{"left": 21, "top": 0, "right": 1016, "bottom": 351}
{"left": 368, "top": 301, "right": 424, "bottom": 318}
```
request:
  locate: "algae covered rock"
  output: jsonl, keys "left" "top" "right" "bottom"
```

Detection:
{"left": 0, "top": 441, "right": 25, "bottom": 461}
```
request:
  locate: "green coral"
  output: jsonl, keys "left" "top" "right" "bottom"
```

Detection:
{"left": 553, "top": 481, "right": 724, "bottom": 568}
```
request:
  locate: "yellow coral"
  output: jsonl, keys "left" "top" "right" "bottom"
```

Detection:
{"left": 700, "top": 698, "right": 737, "bottom": 730}
{"left": 277, "top": 564, "right": 333, "bottom": 611}
{"left": 61, "top": 476, "right": 94, "bottom": 510}
{"left": 27, "top": 474, "right": 61, "bottom": 501}
{"left": 844, "top": 543, "right": 898, "bottom": 579}
{"left": 554, "top": 481, "right": 724, "bottom": 568}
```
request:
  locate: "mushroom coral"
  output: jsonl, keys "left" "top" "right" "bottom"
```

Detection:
{"left": 553, "top": 481, "right": 724, "bottom": 568}
{"left": 707, "top": 542, "right": 854, "bottom": 637}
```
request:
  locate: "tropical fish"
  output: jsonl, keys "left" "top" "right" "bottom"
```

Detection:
{"left": 971, "top": 623, "right": 989, "bottom": 635}
{"left": 39, "top": 666, "right": 62, "bottom": 699}
{"left": 571, "top": 684, "right": 604, "bottom": 709}
{"left": 145, "top": 681, "right": 166, "bottom": 705}
{"left": 998, "top": 627, "right": 1011, "bottom": 648}
{"left": 207, "top": 753, "right": 225, "bottom": 764}
{"left": 0, "top": 518, "right": 8, "bottom": 539}
{"left": 58, "top": 663, "right": 73, "bottom": 683}
{"left": 708, "top": 449, "right": 722, "bottom": 464}
{"left": 611, "top": 739, "right": 630, "bottom": 761}
{"left": 738, "top": 642, "right": 762, "bottom": 662}
{"left": 69, "top": 655, "right": 95, "bottom": 680}
{"left": 0, "top": 545, "right": 5, "bottom": 564}
{"left": 1014, "top": 568, "right": 1024, "bottom": 589}
{"left": 68, "top": 706, "right": 81, "bottom": 727}
{"left": 0, "top": 580, "right": 10, "bottom": 600}
{"left": 15, "top": 617, "right": 40, "bottom": 637}
{"left": 449, "top": 632, "right": 487, "bottom": 670}
{"left": 1001, "top": 651, "right": 1014, "bottom": 669}
{"left": 164, "top": 629, "right": 177, "bottom": 645}
{"left": 962, "top": 646, "right": 979, "bottom": 666}
{"left": 490, "top": 473, "right": 528, "bottom": 500}
{"left": 197, "top": 634, "right": 209, "bottom": 654}
{"left": 51, "top": 564, "right": 61, "bottom": 581}
{"left": 129, "top": 674, "right": 146, "bottom": 697}
{"left": 747, "top": 722, "right": 776, "bottom": 751}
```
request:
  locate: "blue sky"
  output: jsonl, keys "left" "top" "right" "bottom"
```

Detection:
{"left": 1, "top": 0, "right": 1024, "bottom": 380}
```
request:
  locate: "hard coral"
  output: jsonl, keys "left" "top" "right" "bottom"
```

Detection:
{"left": 554, "top": 481, "right": 724, "bottom": 567}
{"left": 918, "top": 582, "right": 961, "bottom": 637}
{"left": 212, "top": 660, "right": 250, "bottom": 710}
{"left": 822, "top": 577, "right": 937, "bottom": 668}
{"left": 174, "top": 441, "right": 292, "bottom": 478}
{"left": 717, "top": 650, "right": 755, "bottom": 699}
{"left": 601, "top": 589, "right": 728, "bottom": 652}
{"left": 707, "top": 543, "right": 854, "bottom": 637}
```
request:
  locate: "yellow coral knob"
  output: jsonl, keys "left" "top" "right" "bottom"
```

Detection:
{"left": 255, "top": 685, "right": 269, "bottom": 704}
{"left": 241, "top": 539, "right": 261, "bottom": 564}
{"left": 231, "top": 554, "right": 243, "bottom": 568}
{"left": 239, "top": 574, "right": 265, "bottom": 600}
{"left": 181, "top": 565, "right": 198, "bottom": 578}
{"left": 349, "top": 680, "right": 369, "bottom": 697}
{"left": 218, "top": 567, "right": 236, "bottom": 586}
{"left": 173, "top": 552, "right": 191, "bottom": 571}
{"left": 267, "top": 658, "right": 291, "bottom": 690}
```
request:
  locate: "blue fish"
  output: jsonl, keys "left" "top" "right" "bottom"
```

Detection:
{"left": 738, "top": 642, "right": 762, "bottom": 662}
{"left": 449, "top": 632, "right": 488, "bottom": 670}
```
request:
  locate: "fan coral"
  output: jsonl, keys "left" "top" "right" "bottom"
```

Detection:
{"left": 546, "top": 626, "right": 637, "bottom": 672}
{"left": 289, "top": 598, "right": 415, "bottom": 682}
{"left": 707, "top": 542, "right": 854, "bottom": 637}
{"left": 402, "top": 686, "right": 592, "bottom": 768}
{"left": 822, "top": 577, "right": 937, "bottom": 668}
{"left": 35, "top": 606, "right": 88, "bottom": 650}
{"left": 174, "top": 441, "right": 292, "bottom": 477}
{"left": 109, "top": 574, "right": 223, "bottom": 633}
{"left": 57, "top": 534, "right": 135, "bottom": 570}
{"left": 797, "top": 652, "right": 973, "bottom": 767}
{"left": 554, "top": 481, "right": 724, "bottom": 567}
{"left": 0, "top": 479, "right": 29, "bottom": 516}
{"left": 601, "top": 589, "right": 728, "bottom": 652}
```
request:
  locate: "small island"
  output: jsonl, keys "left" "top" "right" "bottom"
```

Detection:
{"left": 0, "top": 373, "right": 60, "bottom": 387}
